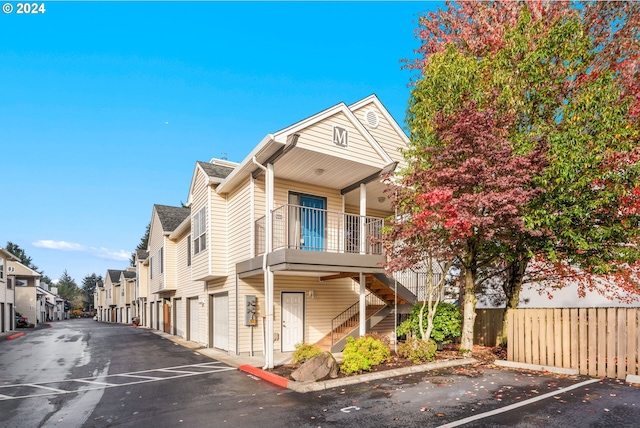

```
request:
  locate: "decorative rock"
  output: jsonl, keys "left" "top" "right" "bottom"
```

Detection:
{"left": 291, "top": 352, "right": 339, "bottom": 382}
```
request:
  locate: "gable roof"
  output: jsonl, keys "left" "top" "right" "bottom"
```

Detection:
{"left": 197, "top": 161, "right": 235, "bottom": 181}
{"left": 136, "top": 249, "right": 149, "bottom": 260}
{"left": 216, "top": 95, "right": 397, "bottom": 194}
{"left": 107, "top": 269, "right": 123, "bottom": 283}
{"left": 154, "top": 204, "right": 190, "bottom": 233}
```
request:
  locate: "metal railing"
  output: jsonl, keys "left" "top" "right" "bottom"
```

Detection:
{"left": 330, "top": 293, "right": 386, "bottom": 346}
{"left": 254, "top": 204, "right": 384, "bottom": 256}
{"left": 391, "top": 269, "right": 444, "bottom": 302}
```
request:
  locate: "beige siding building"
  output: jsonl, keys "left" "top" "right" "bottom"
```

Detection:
{"left": 0, "top": 247, "right": 18, "bottom": 332}
{"left": 103, "top": 95, "right": 417, "bottom": 368}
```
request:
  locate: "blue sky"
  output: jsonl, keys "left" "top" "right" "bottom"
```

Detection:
{"left": 0, "top": 1, "right": 440, "bottom": 284}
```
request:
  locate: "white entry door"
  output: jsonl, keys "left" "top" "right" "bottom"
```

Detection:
{"left": 213, "top": 293, "right": 229, "bottom": 350}
{"left": 281, "top": 292, "right": 304, "bottom": 352}
{"left": 188, "top": 297, "right": 199, "bottom": 342}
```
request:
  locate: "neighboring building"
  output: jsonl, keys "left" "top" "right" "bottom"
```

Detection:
{"left": 134, "top": 250, "right": 149, "bottom": 326}
{"left": 0, "top": 247, "right": 19, "bottom": 332}
{"left": 99, "top": 95, "right": 424, "bottom": 368}
{"left": 11, "top": 260, "right": 43, "bottom": 324}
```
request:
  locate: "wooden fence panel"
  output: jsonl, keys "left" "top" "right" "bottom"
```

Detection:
{"left": 473, "top": 309, "right": 504, "bottom": 347}
{"left": 578, "top": 308, "right": 588, "bottom": 376}
{"left": 504, "top": 307, "right": 640, "bottom": 380}
{"left": 607, "top": 308, "right": 617, "bottom": 378}
{"left": 570, "top": 309, "right": 579, "bottom": 370}
{"left": 628, "top": 310, "right": 638, "bottom": 378}
{"left": 597, "top": 309, "right": 607, "bottom": 377}
{"left": 617, "top": 309, "right": 627, "bottom": 379}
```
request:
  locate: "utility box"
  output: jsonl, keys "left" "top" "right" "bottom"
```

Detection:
{"left": 245, "top": 295, "right": 257, "bottom": 326}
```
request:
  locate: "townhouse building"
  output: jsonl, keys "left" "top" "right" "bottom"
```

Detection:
{"left": 0, "top": 247, "right": 18, "bottom": 332}
{"left": 94, "top": 95, "right": 428, "bottom": 368}
{"left": 134, "top": 95, "right": 420, "bottom": 368}
{"left": 11, "top": 260, "right": 41, "bottom": 324}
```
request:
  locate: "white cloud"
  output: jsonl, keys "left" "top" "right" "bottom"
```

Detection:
{"left": 33, "top": 240, "right": 86, "bottom": 251}
{"left": 33, "top": 240, "right": 130, "bottom": 261}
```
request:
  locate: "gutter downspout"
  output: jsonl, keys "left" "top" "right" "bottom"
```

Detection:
{"left": 252, "top": 156, "right": 274, "bottom": 370}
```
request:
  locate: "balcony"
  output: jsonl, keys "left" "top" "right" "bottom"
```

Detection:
{"left": 255, "top": 204, "right": 384, "bottom": 257}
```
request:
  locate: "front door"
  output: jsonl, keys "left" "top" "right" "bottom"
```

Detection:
{"left": 212, "top": 293, "right": 229, "bottom": 350}
{"left": 300, "top": 195, "right": 325, "bottom": 251}
{"left": 281, "top": 292, "right": 304, "bottom": 352}
{"left": 163, "top": 302, "right": 171, "bottom": 333}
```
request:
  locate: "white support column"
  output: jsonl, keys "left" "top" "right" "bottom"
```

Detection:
{"left": 360, "top": 183, "right": 366, "bottom": 255}
{"left": 265, "top": 162, "right": 275, "bottom": 369}
{"left": 359, "top": 272, "right": 366, "bottom": 337}
{"left": 359, "top": 183, "right": 367, "bottom": 336}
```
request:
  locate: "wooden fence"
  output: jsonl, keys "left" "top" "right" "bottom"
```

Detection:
{"left": 507, "top": 308, "right": 640, "bottom": 379}
{"left": 474, "top": 308, "right": 504, "bottom": 347}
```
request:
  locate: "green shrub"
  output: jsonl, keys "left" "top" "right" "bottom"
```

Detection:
{"left": 397, "top": 302, "right": 462, "bottom": 344}
{"left": 291, "top": 342, "right": 322, "bottom": 364}
{"left": 398, "top": 337, "right": 437, "bottom": 363}
{"left": 340, "top": 335, "right": 391, "bottom": 374}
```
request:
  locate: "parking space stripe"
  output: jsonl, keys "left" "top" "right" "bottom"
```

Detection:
{"left": 73, "top": 379, "right": 117, "bottom": 387}
{"left": 0, "top": 362, "right": 236, "bottom": 401}
{"left": 437, "top": 378, "right": 600, "bottom": 428}
{"left": 25, "top": 384, "right": 67, "bottom": 393}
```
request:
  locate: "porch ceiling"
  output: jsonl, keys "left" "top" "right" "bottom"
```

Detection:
{"left": 272, "top": 146, "right": 392, "bottom": 211}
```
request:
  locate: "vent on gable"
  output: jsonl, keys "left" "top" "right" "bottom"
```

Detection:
{"left": 8, "top": 266, "right": 15, "bottom": 273}
{"left": 364, "top": 109, "right": 379, "bottom": 129}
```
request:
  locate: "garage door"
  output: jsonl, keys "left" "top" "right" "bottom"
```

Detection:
{"left": 175, "top": 299, "right": 184, "bottom": 337}
{"left": 213, "top": 293, "right": 228, "bottom": 350}
{"left": 188, "top": 297, "right": 199, "bottom": 343}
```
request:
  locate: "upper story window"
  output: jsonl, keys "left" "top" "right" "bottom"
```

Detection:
{"left": 0, "top": 258, "right": 4, "bottom": 279}
{"left": 187, "top": 235, "right": 192, "bottom": 266}
{"left": 193, "top": 207, "right": 207, "bottom": 255}
{"left": 150, "top": 256, "right": 154, "bottom": 279}
{"left": 158, "top": 248, "right": 164, "bottom": 274}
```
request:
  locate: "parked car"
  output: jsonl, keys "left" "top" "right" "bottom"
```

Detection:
{"left": 15, "top": 316, "right": 28, "bottom": 328}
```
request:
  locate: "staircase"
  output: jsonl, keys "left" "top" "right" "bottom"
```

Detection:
{"left": 315, "top": 273, "right": 419, "bottom": 352}
{"left": 315, "top": 296, "right": 389, "bottom": 352}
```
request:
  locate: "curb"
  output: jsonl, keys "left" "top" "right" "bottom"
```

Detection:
{"left": 6, "top": 332, "right": 25, "bottom": 340}
{"left": 238, "top": 358, "right": 477, "bottom": 392}
{"left": 238, "top": 364, "right": 290, "bottom": 388}
{"left": 493, "top": 359, "right": 579, "bottom": 376}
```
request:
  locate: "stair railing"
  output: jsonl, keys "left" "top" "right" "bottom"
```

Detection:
{"left": 330, "top": 293, "right": 385, "bottom": 346}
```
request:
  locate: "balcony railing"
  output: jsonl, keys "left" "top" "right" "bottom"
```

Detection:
{"left": 255, "top": 204, "right": 384, "bottom": 256}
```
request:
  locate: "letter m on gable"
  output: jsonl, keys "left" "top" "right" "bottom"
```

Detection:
{"left": 333, "top": 126, "right": 348, "bottom": 148}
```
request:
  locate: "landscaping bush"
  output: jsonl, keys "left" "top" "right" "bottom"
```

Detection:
{"left": 398, "top": 337, "right": 437, "bottom": 363}
{"left": 397, "top": 302, "right": 462, "bottom": 344}
{"left": 340, "top": 335, "right": 391, "bottom": 374}
{"left": 291, "top": 342, "right": 322, "bottom": 364}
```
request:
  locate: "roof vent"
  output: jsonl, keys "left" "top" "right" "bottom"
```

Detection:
{"left": 364, "top": 109, "right": 379, "bottom": 128}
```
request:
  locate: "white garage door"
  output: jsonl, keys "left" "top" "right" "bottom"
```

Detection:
{"left": 213, "top": 293, "right": 229, "bottom": 350}
{"left": 188, "top": 297, "right": 199, "bottom": 343}
{"left": 175, "top": 299, "right": 184, "bottom": 337}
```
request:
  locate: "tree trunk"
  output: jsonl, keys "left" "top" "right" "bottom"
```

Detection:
{"left": 500, "top": 256, "right": 529, "bottom": 346}
{"left": 459, "top": 266, "right": 477, "bottom": 357}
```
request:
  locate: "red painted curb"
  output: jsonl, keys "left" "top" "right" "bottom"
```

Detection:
{"left": 238, "top": 365, "right": 289, "bottom": 388}
{"left": 6, "top": 332, "right": 25, "bottom": 340}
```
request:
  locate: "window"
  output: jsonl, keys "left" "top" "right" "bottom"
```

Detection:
{"left": 193, "top": 206, "right": 207, "bottom": 254}
{"left": 150, "top": 256, "right": 154, "bottom": 279}
{"left": 187, "top": 235, "right": 192, "bottom": 266}
{"left": 0, "top": 258, "right": 3, "bottom": 279}
{"left": 159, "top": 248, "right": 164, "bottom": 274}
{"left": 7, "top": 278, "right": 12, "bottom": 289}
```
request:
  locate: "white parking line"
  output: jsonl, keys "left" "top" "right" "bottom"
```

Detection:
{"left": 0, "top": 362, "right": 236, "bottom": 401}
{"left": 437, "top": 378, "right": 600, "bottom": 428}
{"left": 25, "top": 384, "right": 67, "bottom": 393}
